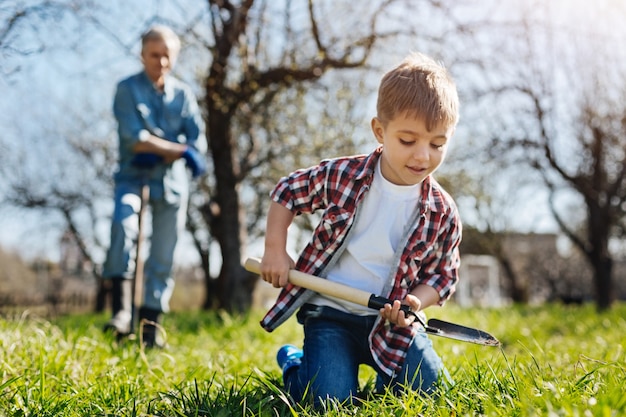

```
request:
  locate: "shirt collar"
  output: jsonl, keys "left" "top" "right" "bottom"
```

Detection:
{"left": 357, "top": 146, "right": 439, "bottom": 213}
{"left": 354, "top": 146, "right": 382, "bottom": 182}
{"left": 140, "top": 71, "right": 173, "bottom": 96}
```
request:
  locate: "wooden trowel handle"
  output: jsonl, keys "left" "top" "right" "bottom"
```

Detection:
{"left": 244, "top": 257, "right": 372, "bottom": 307}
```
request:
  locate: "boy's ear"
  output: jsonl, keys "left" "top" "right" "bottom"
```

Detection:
{"left": 371, "top": 117, "right": 385, "bottom": 144}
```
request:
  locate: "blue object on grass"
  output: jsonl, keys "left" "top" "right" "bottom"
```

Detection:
{"left": 276, "top": 344, "right": 303, "bottom": 377}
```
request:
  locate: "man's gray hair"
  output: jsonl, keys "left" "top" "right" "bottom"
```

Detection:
{"left": 141, "top": 25, "right": 181, "bottom": 58}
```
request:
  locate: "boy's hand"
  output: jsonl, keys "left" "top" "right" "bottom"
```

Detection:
{"left": 260, "top": 253, "right": 295, "bottom": 288}
{"left": 380, "top": 294, "right": 422, "bottom": 328}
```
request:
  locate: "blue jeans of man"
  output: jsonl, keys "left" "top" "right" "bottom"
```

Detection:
{"left": 102, "top": 180, "right": 187, "bottom": 312}
{"left": 285, "top": 304, "right": 450, "bottom": 404}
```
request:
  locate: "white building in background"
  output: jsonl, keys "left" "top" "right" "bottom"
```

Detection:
{"left": 456, "top": 254, "right": 504, "bottom": 307}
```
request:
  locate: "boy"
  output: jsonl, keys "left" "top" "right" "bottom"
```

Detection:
{"left": 102, "top": 25, "right": 207, "bottom": 347}
{"left": 259, "top": 52, "right": 461, "bottom": 404}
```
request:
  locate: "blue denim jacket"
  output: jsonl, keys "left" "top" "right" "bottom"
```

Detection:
{"left": 112, "top": 71, "right": 206, "bottom": 201}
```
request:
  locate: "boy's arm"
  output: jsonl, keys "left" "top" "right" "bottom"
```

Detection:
{"left": 260, "top": 201, "right": 296, "bottom": 288}
{"left": 410, "top": 284, "right": 441, "bottom": 310}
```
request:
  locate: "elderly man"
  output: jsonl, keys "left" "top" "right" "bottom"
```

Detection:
{"left": 102, "top": 25, "right": 207, "bottom": 347}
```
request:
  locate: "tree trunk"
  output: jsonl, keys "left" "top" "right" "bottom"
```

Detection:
{"left": 587, "top": 200, "right": 615, "bottom": 311}
{"left": 500, "top": 257, "right": 528, "bottom": 303}
{"left": 593, "top": 257, "right": 613, "bottom": 311}
{"left": 206, "top": 111, "right": 254, "bottom": 312}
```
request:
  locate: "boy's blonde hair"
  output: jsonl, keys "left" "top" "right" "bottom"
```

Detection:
{"left": 376, "top": 53, "right": 459, "bottom": 130}
{"left": 141, "top": 25, "right": 181, "bottom": 60}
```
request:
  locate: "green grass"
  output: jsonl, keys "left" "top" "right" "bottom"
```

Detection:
{"left": 0, "top": 303, "right": 624, "bottom": 416}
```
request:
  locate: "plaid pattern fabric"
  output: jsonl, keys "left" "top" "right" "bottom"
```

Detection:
{"left": 260, "top": 147, "right": 461, "bottom": 376}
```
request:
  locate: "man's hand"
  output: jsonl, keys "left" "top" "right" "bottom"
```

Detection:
{"left": 181, "top": 146, "right": 207, "bottom": 178}
{"left": 131, "top": 153, "right": 163, "bottom": 169}
{"left": 380, "top": 294, "right": 422, "bottom": 328}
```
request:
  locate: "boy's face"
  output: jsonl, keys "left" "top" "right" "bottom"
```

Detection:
{"left": 141, "top": 39, "right": 175, "bottom": 84}
{"left": 371, "top": 113, "right": 454, "bottom": 186}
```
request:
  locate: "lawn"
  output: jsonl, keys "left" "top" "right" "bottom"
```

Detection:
{"left": 0, "top": 303, "right": 624, "bottom": 416}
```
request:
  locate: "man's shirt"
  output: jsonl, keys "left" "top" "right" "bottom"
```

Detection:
{"left": 112, "top": 71, "right": 206, "bottom": 198}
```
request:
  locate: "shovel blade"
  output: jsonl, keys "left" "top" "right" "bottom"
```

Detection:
{"left": 426, "top": 318, "right": 501, "bottom": 347}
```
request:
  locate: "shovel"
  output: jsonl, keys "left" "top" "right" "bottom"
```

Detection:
{"left": 245, "top": 257, "right": 500, "bottom": 347}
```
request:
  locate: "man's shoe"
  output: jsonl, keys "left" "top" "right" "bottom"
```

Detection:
{"left": 103, "top": 278, "right": 132, "bottom": 336}
{"left": 139, "top": 307, "right": 165, "bottom": 349}
{"left": 103, "top": 310, "right": 131, "bottom": 335}
{"left": 276, "top": 344, "right": 303, "bottom": 377}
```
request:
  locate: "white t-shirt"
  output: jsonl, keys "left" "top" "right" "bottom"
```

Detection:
{"left": 309, "top": 158, "right": 421, "bottom": 314}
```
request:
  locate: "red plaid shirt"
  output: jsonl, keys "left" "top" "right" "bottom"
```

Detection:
{"left": 260, "top": 147, "right": 461, "bottom": 376}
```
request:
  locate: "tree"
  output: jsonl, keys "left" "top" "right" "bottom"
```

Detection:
{"left": 480, "top": 1, "right": 626, "bottom": 310}
{"left": 540, "top": 83, "right": 626, "bottom": 310}
{"left": 0, "top": 0, "right": 122, "bottom": 265}
{"left": 441, "top": 163, "right": 546, "bottom": 303}
{"left": 1, "top": 104, "right": 117, "bottom": 288}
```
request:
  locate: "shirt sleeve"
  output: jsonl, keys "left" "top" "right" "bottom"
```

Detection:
{"left": 270, "top": 161, "right": 331, "bottom": 215}
{"left": 414, "top": 206, "right": 462, "bottom": 303}
{"left": 112, "top": 80, "right": 147, "bottom": 153}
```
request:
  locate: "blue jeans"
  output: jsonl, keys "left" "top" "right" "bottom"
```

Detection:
{"left": 285, "top": 304, "right": 450, "bottom": 404}
{"left": 102, "top": 180, "right": 187, "bottom": 312}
